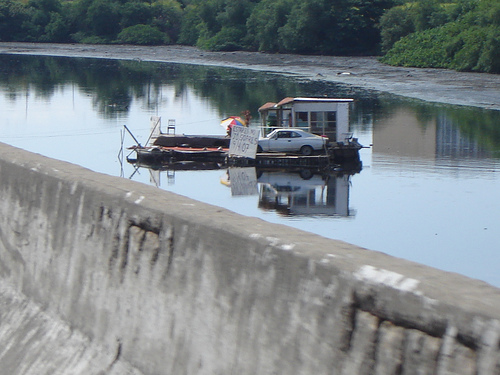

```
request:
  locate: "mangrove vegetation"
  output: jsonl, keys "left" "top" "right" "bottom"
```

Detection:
{"left": 0, "top": 0, "right": 498, "bottom": 73}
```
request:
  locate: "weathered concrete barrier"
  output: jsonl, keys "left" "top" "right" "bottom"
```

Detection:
{"left": 0, "top": 141, "right": 499, "bottom": 375}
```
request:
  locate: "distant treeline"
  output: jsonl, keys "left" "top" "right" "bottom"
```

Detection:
{"left": 0, "top": 0, "right": 499, "bottom": 73}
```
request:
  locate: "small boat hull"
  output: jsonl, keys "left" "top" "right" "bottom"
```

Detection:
{"left": 133, "top": 147, "right": 227, "bottom": 163}
{"left": 153, "top": 134, "right": 230, "bottom": 148}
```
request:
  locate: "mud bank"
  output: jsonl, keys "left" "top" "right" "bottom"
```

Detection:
{"left": 0, "top": 42, "right": 499, "bottom": 110}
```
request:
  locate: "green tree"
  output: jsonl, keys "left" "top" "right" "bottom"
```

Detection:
{"left": 381, "top": 0, "right": 500, "bottom": 73}
{"left": 379, "top": 5, "right": 415, "bottom": 52}
{"left": 334, "top": 0, "right": 394, "bottom": 55}
{"left": 475, "top": 27, "right": 500, "bottom": 72}
{"left": 380, "top": 0, "right": 460, "bottom": 52}
{"left": 178, "top": 4, "right": 199, "bottom": 44}
{"left": 413, "top": 0, "right": 448, "bottom": 31}
{"left": 22, "top": 0, "right": 65, "bottom": 41}
{"left": 117, "top": 24, "right": 165, "bottom": 44}
{"left": 0, "top": 0, "right": 31, "bottom": 41}
{"left": 64, "top": 0, "right": 92, "bottom": 39}
{"left": 86, "top": 0, "right": 121, "bottom": 39}
{"left": 151, "top": 0, "right": 183, "bottom": 43}
{"left": 180, "top": 0, "right": 258, "bottom": 51}
{"left": 246, "top": 0, "right": 292, "bottom": 52}
{"left": 278, "top": 0, "right": 394, "bottom": 55}
{"left": 278, "top": 0, "right": 325, "bottom": 53}
{"left": 120, "top": 1, "right": 152, "bottom": 29}
{"left": 44, "top": 11, "right": 70, "bottom": 42}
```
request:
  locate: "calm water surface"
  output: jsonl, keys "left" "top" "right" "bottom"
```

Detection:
{"left": 1, "top": 55, "right": 499, "bottom": 287}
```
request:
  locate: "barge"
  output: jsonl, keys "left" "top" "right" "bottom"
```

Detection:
{"left": 127, "top": 97, "right": 364, "bottom": 169}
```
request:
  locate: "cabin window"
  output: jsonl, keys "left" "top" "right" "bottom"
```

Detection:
{"left": 266, "top": 113, "right": 277, "bottom": 127}
{"left": 295, "top": 112, "right": 308, "bottom": 128}
{"left": 310, "top": 112, "right": 321, "bottom": 130}
{"left": 326, "top": 111, "right": 337, "bottom": 128}
{"left": 310, "top": 111, "right": 336, "bottom": 129}
{"left": 310, "top": 111, "right": 337, "bottom": 135}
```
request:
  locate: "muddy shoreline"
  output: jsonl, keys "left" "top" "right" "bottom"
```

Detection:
{"left": 1, "top": 42, "right": 499, "bottom": 111}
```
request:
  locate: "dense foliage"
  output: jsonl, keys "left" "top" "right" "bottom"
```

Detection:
{"left": 184, "top": 0, "right": 394, "bottom": 55}
{"left": 380, "top": 0, "right": 500, "bottom": 73}
{"left": 0, "top": 0, "right": 394, "bottom": 54}
{"left": 0, "top": 0, "right": 499, "bottom": 72}
{"left": 0, "top": 0, "right": 183, "bottom": 44}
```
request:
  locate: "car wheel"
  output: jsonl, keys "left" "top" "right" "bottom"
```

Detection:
{"left": 257, "top": 145, "right": 263, "bottom": 153}
{"left": 299, "top": 169, "right": 313, "bottom": 180}
{"left": 300, "top": 145, "right": 314, "bottom": 156}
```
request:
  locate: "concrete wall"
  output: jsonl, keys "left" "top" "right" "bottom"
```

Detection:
{"left": 0, "top": 141, "right": 500, "bottom": 375}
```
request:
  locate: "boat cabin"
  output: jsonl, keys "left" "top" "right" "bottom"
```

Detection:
{"left": 258, "top": 97, "right": 354, "bottom": 142}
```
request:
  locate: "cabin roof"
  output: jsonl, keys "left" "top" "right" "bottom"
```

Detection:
{"left": 276, "top": 97, "right": 295, "bottom": 106}
{"left": 258, "top": 102, "right": 277, "bottom": 111}
{"left": 259, "top": 97, "right": 354, "bottom": 112}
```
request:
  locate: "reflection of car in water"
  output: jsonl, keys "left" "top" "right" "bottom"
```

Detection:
{"left": 257, "top": 169, "right": 353, "bottom": 216}
{"left": 258, "top": 170, "right": 325, "bottom": 195}
{"left": 257, "top": 129, "right": 329, "bottom": 156}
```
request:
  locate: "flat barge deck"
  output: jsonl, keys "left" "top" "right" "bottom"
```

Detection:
{"left": 126, "top": 128, "right": 363, "bottom": 170}
{"left": 128, "top": 145, "right": 362, "bottom": 170}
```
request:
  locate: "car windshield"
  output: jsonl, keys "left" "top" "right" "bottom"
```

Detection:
{"left": 266, "top": 130, "right": 278, "bottom": 138}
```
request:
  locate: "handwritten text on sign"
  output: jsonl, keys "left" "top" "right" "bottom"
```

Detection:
{"left": 228, "top": 167, "right": 258, "bottom": 196}
{"left": 229, "top": 126, "right": 260, "bottom": 159}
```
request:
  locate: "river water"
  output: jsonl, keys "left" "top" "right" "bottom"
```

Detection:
{"left": 1, "top": 54, "right": 499, "bottom": 287}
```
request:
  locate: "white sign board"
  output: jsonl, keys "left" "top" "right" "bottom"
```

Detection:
{"left": 228, "top": 167, "right": 258, "bottom": 196}
{"left": 229, "top": 126, "right": 259, "bottom": 159}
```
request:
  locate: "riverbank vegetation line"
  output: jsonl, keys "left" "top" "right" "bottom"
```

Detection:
{"left": 0, "top": 0, "right": 498, "bottom": 73}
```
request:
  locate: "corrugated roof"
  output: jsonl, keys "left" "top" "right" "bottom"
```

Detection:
{"left": 276, "top": 97, "right": 295, "bottom": 106}
{"left": 258, "top": 102, "right": 277, "bottom": 112}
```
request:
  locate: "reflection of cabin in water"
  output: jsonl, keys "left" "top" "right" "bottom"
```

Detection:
{"left": 258, "top": 97, "right": 354, "bottom": 142}
{"left": 257, "top": 171, "right": 354, "bottom": 216}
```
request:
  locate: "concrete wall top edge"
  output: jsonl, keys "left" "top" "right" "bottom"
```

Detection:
{"left": 1, "top": 141, "right": 500, "bottom": 321}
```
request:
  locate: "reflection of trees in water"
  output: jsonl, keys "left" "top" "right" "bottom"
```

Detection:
{"left": 362, "top": 93, "right": 500, "bottom": 155}
{"left": 0, "top": 54, "right": 379, "bottom": 121}
{"left": 1, "top": 54, "right": 498, "bottom": 154}
{"left": 0, "top": 56, "right": 60, "bottom": 100}
{"left": 444, "top": 107, "right": 500, "bottom": 154}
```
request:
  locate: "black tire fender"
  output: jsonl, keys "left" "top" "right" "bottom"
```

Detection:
{"left": 300, "top": 145, "right": 313, "bottom": 156}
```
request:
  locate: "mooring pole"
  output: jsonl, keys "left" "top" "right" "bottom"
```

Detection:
{"left": 123, "top": 125, "right": 142, "bottom": 148}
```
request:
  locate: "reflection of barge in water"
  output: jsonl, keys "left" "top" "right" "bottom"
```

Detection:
{"left": 126, "top": 153, "right": 361, "bottom": 217}
{"left": 256, "top": 168, "right": 358, "bottom": 217}
{"left": 127, "top": 155, "right": 361, "bottom": 217}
